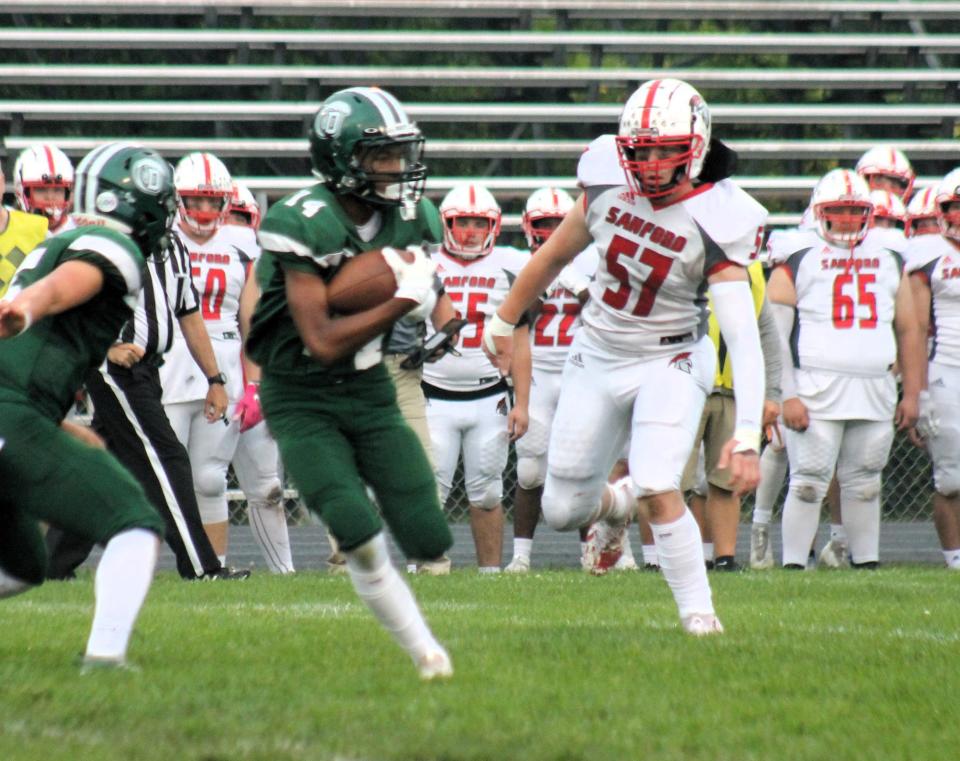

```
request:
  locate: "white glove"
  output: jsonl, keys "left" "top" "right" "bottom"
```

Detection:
{"left": 400, "top": 287, "right": 438, "bottom": 324}
{"left": 382, "top": 246, "right": 437, "bottom": 308}
{"left": 917, "top": 390, "right": 938, "bottom": 439}
{"left": 556, "top": 264, "right": 590, "bottom": 297}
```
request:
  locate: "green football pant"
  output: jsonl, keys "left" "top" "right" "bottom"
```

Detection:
{"left": 260, "top": 365, "right": 452, "bottom": 558}
{"left": 0, "top": 400, "right": 164, "bottom": 584}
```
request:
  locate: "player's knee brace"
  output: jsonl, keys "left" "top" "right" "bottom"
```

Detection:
{"left": 470, "top": 482, "right": 502, "bottom": 511}
{"left": 516, "top": 456, "right": 546, "bottom": 491}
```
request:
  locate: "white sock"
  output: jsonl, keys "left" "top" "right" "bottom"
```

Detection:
{"left": 942, "top": 549, "right": 960, "bottom": 569}
{"left": 346, "top": 533, "right": 440, "bottom": 662}
{"left": 620, "top": 533, "right": 636, "bottom": 561}
{"left": 85, "top": 528, "right": 159, "bottom": 661}
{"left": 754, "top": 445, "right": 788, "bottom": 525}
{"left": 703, "top": 542, "right": 714, "bottom": 563}
{"left": 249, "top": 499, "right": 295, "bottom": 574}
{"left": 781, "top": 485, "right": 823, "bottom": 566}
{"left": 842, "top": 496, "right": 880, "bottom": 564}
{"left": 217, "top": 554, "right": 226, "bottom": 565}
{"left": 653, "top": 509, "right": 714, "bottom": 619}
{"left": 478, "top": 566, "right": 501, "bottom": 574}
{"left": 511, "top": 537, "right": 533, "bottom": 562}
{"left": 0, "top": 566, "right": 34, "bottom": 599}
{"left": 830, "top": 523, "right": 847, "bottom": 543}
{"left": 641, "top": 544, "right": 658, "bottom": 566}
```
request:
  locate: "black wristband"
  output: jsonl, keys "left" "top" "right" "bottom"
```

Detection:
{"left": 207, "top": 372, "right": 227, "bottom": 385}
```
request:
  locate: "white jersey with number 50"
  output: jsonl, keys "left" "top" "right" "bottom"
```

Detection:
{"left": 577, "top": 135, "right": 767, "bottom": 360}
{"left": 423, "top": 245, "right": 530, "bottom": 393}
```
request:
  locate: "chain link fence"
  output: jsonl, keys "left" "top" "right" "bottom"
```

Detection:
{"left": 226, "top": 426, "right": 935, "bottom": 526}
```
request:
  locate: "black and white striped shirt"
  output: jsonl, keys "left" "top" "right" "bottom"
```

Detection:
{"left": 119, "top": 236, "right": 200, "bottom": 361}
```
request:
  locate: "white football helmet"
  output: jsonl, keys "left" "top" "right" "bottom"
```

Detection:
{"left": 616, "top": 78, "right": 711, "bottom": 198}
{"left": 905, "top": 185, "right": 940, "bottom": 238}
{"left": 13, "top": 143, "right": 74, "bottom": 232}
{"left": 868, "top": 189, "right": 906, "bottom": 229}
{"left": 810, "top": 168, "right": 874, "bottom": 246}
{"left": 855, "top": 146, "right": 915, "bottom": 199}
{"left": 227, "top": 180, "right": 261, "bottom": 229}
{"left": 173, "top": 152, "right": 232, "bottom": 236}
{"left": 522, "top": 186, "right": 574, "bottom": 251}
{"left": 935, "top": 168, "right": 960, "bottom": 242}
{"left": 439, "top": 183, "right": 501, "bottom": 259}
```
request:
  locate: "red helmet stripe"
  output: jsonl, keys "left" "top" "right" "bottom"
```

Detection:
{"left": 641, "top": 80, "right": 662, "bottom": 129}
{"left": 469, "top": 184, "right": 476, "bottom": 207}
{"left": 202, "top": 153, "right": 212, "bottom": 185}
{"left": 43, "top": 144, "right": 56, "bottom": 176}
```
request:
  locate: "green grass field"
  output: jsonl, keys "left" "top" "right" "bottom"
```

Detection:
{"left": 1, "top": 567, "right": 957, "bottom": 761}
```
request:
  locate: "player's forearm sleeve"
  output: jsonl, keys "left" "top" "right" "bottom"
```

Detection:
{"left": 757, "top": 296, "right": 782, "bottom": 403}
{"left": 709, "top": 280, "right": 764, "bottom": 444}
{"left": 769, "top": 301, "right": 798, "bottom": 400}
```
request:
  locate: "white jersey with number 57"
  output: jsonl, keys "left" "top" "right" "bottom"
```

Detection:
{"left": 577, "top": 135, "right": 767, "bottom": 359}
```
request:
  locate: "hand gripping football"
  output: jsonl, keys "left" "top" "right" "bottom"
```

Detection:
{"left": 326, "top": 247, "right": 415, "bottom": 313}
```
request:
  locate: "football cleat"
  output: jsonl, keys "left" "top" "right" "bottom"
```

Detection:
{"left": 417, "top": 555, "right": 452, "bottom": 576}
{"left": 682, "top": 613, "right": 725, "bottom": 637}
{"left": 583, "top": 520, "right": 627, "bottom": 576}
{"left": 504, "top": 556, "right": 531, "bottom": 574}
{"left": 749, "top": 524, "right": 775, "bottom": 570}
{"left": 817, "top": 539, "right": 850, "bottom": 569}
{"left": 204, "top": 566, "right": 251, "bottom": 581}
{"left": 712, "top": 556, "right": 741, "bottom": 572}
{"left": 326, "top": 551, "right": 349, "bottom": 576}
{"left": 416, "top": 647, "right": 453, "bottom": 681}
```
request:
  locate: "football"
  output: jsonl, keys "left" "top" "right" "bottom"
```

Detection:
{"left": 326, "top": 247, "right": 414, "bottom": 313}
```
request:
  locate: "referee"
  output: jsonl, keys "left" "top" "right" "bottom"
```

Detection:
{"left": 46, "top": 236, "right": 248, "bottom": 580}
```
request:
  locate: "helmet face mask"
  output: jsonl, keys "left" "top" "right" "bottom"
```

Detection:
{"left": 309, "top": 87, "right": 427, "bottom": 220}
{"left": 522, "top": 186, "right": 574, "bottom": 251}
{"left": 616, "top": 78, "right": 711, "bottom": 199}
{"left": 73, "top": 143, "right": 177, "bottom": 257}
{"left": 812, "top": 169, "right": 874, "bottom": 247}
{"left": 174, "top": 152, "right": 232, "bottom": 237}
{"left": 439, "top": 183, "right": 501, "bottom": 259}
{"left": 14, "top": 144, "right": 74, "bottom": 231}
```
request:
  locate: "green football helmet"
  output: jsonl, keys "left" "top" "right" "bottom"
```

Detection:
{"left": 73, "top": 142, "right": 177, "bottom": 257}
{"left": 309, "top": 87, "right": 427, "bottom": 219}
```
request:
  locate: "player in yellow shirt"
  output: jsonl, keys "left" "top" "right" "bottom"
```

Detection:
{"left": 0, "top": 165, "right": 48, "bottom": 297}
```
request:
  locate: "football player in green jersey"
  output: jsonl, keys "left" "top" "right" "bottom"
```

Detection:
{"left": 0, "top": 142, "right": 175, "bottom": 669}
{"left": 247, "top": 87, "right": 454, "bottom": 680}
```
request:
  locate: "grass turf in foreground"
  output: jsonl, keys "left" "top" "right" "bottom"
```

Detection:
{"left": 0, "top": 567, "right": 957, "bottom": 761}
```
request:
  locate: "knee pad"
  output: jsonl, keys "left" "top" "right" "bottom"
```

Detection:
{"left": 841, "top": 475, "right": 882, "bottom": 502}
{"left": 934, "top": 466, "right": 960, "bottom": 498}
{"left": 516, "top": 456, "right": 546, "bottom": 490}
{"left": 247, "top": 480, "right": 284, "bottom": 510}
{"left": 470, "top": 481, "right": 502, "bottom": 511}
{"left": 542, "top": 479, "right": 599, "bottom": 532}
{"left": 791, "top": 481, "right": 828, "bottom": 504}
{"left": 193, "top": 461, "right": 228, "bottom": 503}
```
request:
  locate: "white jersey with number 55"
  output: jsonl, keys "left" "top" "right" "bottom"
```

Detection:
{"left": 577, "top": 135, "right": 767, "bottom": 360}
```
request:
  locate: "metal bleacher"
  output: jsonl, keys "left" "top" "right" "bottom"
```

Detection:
{"left": 1, "top": 0, "right": 959, "bottom": 225}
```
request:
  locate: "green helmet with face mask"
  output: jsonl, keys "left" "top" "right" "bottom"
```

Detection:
{"left": 308, "top": 87, "right": 427, "bottom": 220}
{"left": 73, "top": 142, "right": 177, "bottom": 257}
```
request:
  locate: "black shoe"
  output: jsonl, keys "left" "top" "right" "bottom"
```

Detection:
{"left": 203, "top": 567, "right": 251, "bottom": 580}
{"left": 783, "top": 563, "right": 806, "bottom": 571}
{"left": 851, "top": 561, "right": 879, "bottom": 570}
{"left": 643, "top": 563, "right": 660, "bottom": 572}
{"left": 705, "top": 559, "right": 715, "bottom": 570}
{"left": 713, "top": 555, "right": 741, "bottom": 572}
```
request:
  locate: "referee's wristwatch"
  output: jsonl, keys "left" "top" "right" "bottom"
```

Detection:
{"left": 207, "top": 372, "right": 227, "bottom": 386}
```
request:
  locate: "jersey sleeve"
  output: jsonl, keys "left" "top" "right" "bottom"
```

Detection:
{"left": 418, "top": 197, "right": 443, "bottom": 245}
{"left": 257, "top": 190, "right": 349, "bottom": 275}
{"left": 904, "top": 236, "right": 942, "bottom": 274}
{"left": 64, "top": 231, "right": 144, "bottom": 301}
{"left": 690, "top": 180, "right": 768, "bottom": 271}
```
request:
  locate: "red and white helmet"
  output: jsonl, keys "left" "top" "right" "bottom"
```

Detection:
{"left": 935, "top": 168, "right": 960, "bottom": 242}
{"left": 13, "top": 143, "right": 74, "bottom": 232}
{"left": 868, "top": 189, "right": 906, "bottom": 229}
{"left": 811, "top": 168, "right": 874, "bottom": 246}
{"left": 227, "top": 180, "right": 261, "bottom": 229}
{"left": 173, "top": 152, "right": 232, "bottom": 236}
{"left": 905, "top": 185, "right": 939, "bottom": 237}
{"left": 522, "top": 186, "right": 574, "bottom": 251}
{"left": 616, "top": 78, "right": 711, "bottom": 198}
{"left": 439, "top": 183, "right": 501, "bottom": 259}
{"left": 855, "top": 146, "right": 915, "bottom": 199}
